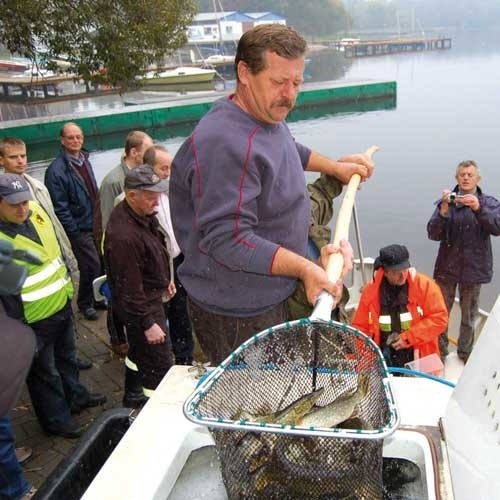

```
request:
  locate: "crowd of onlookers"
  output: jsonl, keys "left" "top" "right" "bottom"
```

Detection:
{"left": 0, "top": 126, "right": 194, "bottom": 499}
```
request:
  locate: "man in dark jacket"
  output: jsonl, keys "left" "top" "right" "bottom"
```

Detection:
{"left": 45, "top": 122, "right": 102, "bottom": 321}
{"left": 427, "top": 160, "right": 500, "bottom": 363}
{"left": 104, "top": 165, "right": 172, "bottom": 400}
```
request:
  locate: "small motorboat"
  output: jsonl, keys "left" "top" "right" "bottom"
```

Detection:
{"left": 140, "top": 66, "right": 217, "bottom": 86}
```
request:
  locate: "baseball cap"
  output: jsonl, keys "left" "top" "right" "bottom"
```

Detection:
{"left": 124, "top": 165, "right": 168, "bottom": 192}
{"left": 0, "top": 174, "right": 32, "bottom": 204}
{"left": 378, "top": 244, "right": 411, "bottom": 271}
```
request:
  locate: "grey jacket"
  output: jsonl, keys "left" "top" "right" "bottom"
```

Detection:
{"left": 99, "top": 156, "right": 128, "bottom": 230}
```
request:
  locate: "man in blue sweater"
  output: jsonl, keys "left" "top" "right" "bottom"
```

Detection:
{"left": 170, "top": 24, "right": 374, "bottom": 364}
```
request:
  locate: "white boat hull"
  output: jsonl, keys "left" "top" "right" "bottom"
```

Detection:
{"left": 141, "top": 67, "right": 216, "bottom": 86}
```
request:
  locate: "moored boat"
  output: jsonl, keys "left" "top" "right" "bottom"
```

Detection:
{"left": 140, "top": 66, "right": 217, "bottom": 86}
{"left": 0, "top": 59, "right": 30, "bottom": 72}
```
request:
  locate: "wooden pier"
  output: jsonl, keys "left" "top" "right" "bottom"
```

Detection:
{"left": 326, "top": 37, "right": 452, "bottom": 58}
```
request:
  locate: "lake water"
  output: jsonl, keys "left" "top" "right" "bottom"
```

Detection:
{"left": 17, "top": 29, "right": 500, "bottom": 309}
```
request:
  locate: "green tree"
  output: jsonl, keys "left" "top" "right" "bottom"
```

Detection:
{"left": 0, "top": 0, "right": 197, "bottom": 88}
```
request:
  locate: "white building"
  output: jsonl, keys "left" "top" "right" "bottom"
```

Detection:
{"left": 187, "top": 11, "right": 286, "bottom": 44}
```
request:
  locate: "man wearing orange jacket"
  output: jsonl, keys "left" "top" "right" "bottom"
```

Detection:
{"left": 351, "top": 244, "right": 448, "bottom": 367}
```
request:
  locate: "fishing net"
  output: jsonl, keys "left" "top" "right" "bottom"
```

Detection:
{"left": 184, "top": 319, "right": 399, "bottom": 500}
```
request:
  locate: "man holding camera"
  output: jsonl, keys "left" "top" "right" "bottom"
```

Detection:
{"left": 427, "top": 160, "right": 500, "bottom": 363}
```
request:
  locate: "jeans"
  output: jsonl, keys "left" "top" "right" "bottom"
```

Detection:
{"left": 0, "top": 417, "right": 31, "bottom": 500}
{"left": 163, "top": 256, "right": 193, "bottom": 362}
{"left": 26, "top": 316, "right": 89, "bottom": 433}
{"left": 435, "top": 279, "right": 481, "bottom": 356}
{"left": 69, "top": 231, "right": 102, "bottom": 312}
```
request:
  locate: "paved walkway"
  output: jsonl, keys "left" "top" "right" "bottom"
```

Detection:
{"left": 8, "top": 308, "right": 126, "bottom": 490}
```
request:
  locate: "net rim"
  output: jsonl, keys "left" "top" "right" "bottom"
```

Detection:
{"left": 183, "top": 318, "right": 401, "bottom": 440}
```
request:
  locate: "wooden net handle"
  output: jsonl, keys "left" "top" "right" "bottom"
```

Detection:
{"left": 325, "top": 145, "right": 379, "bottom": 282}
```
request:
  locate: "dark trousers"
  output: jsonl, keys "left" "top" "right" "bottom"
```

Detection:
{"left": 107, "top": 303, "right": 128, "bottom": 346}
{"left": 163, "top": 255, "right": 193, "bottom": 362}
{"left": 69, "top": 231, "right": 102, "bottom": 311}
{"left": 26, "top": 316, "right": 88, "bottom": 433}
{"left": 125, "top": 302, "right": 173, "bottom": 391}
{"left": 0, "top": 417, "right": 30, "bottom": 499}
{"left": 187, "top": 299, "right": 288, "bottom": 366}
{"left": 435, "top": 278, "right": 481, "bottom": 356}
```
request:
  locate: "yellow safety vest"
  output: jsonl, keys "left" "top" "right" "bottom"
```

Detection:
{"left": 0, "top": 201, "right": 73, "bottom": 324}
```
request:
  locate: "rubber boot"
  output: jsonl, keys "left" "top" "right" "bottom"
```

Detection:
{"left": 122, "top": 367, "right": 148, "bottom": 408}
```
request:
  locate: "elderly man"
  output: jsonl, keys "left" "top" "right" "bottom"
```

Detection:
{"left": 0, "top": 174, "right": 106, "bottom": 438}
{"left": 96, "top": 131, "right": 153, "bottom": 357}
{"left": 427, "top": 160, "right": 500, "bottom": 363}
{"left": 352, "top": 244, "right": 448, "bottom": 368}
{"left": 45, "top": 122, "right": 102, "bottom": 321}
{"left": 104, "top": 165, "right": 172, "bottom": 400}
{"left": 144, "top": 145, "right": 194, "bottom": 365}
{"left": 170, "top": 23, "right": 374, "bottom": 365}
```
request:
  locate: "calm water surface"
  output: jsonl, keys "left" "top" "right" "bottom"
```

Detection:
{"left": 23, "top": 30, "right": 500, "bottom": 309}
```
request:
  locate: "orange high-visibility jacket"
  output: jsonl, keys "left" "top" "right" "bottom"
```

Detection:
{"left": 351, "top": 268, "right": 448, "bottom": 359}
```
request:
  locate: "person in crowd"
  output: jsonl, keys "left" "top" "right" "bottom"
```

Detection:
{"left": 98, "top": 130, "right": 153, "bottom": 233}
{"left": 96, "top": 131, "right": 153, "bottom": 357}
{"left": 104, "top": 166, "right": 173, "bottom": 403}
{"left": 0, "top": 137, "right": 92, "bottom": 371}
{"left": 144, "top": 145, "right": 194, "bottom": 365}
{"left": 0, "top": 415, "right": 36, "bottom": 500}
{"left": 0, "top": 137, "right": 78, "bottom": 282}
{"left": 351, "top": 244, "right": 448, "bottom": 368}
{"left": 0, "top": 174, "right": 106, "bottom": 439}
{"left": 0, "top": 251, "right": 37, "bottom": 500}
{"left": 45, "top": 122, "right": 103, "bottom": 321}
{"left": 169, "top": 23, "right": 374, "bottom": 365}
{"left": 427, "top": 160, "right": 500, "bottom": 364}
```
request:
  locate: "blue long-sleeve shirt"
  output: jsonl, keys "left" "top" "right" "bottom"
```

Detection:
{"left": 170, "top": 96, "right": 311, "bottom": 316}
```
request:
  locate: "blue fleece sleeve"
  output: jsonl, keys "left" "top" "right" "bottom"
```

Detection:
{"left": 295, "top": 141, "right": 312, "bottom": 170}
{"left": 192, "top": 137, "right": 279, "bottom": 275}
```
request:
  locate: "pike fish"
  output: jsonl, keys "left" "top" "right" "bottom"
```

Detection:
{"left": 237, "top": 387, "right": 324, "bottom": 425}
{"left": 298, "top": 372, "right": 370, "bottom": 429}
